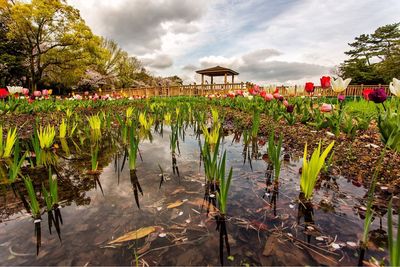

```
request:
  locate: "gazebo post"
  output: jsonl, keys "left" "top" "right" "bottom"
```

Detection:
{"left": 211, "top": 76, "right": 213, "bottom": 91}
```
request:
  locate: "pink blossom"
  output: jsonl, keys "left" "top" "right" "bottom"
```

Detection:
{"left": 33, "top": 90, "right": 41, "bottom": 97}
{"left": 283, "top": 100, "right": 289, "bottom": 107}
{"left": 320, "top": 103, "right": 333, "bottom": 112}
{"left": 22, "top": 88, "right": 29, "bottom": 95}
{"left": 273, "top": 92, "right": 281, "bottom": 99}
{"left": 264, "top": 93, "right": 274, "bottom": 101}
{"left": 42, "top": 90, "right": 48, "bottom": 96}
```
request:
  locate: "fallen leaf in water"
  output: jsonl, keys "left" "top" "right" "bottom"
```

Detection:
{"left": 331, "top": 243, "right": 340, "bottom": 250}
{"left": 167, "top": 200, "right": 184, "bottom": 209}
{"left": 108, "top": 226, "right": 156, "bottom": 244}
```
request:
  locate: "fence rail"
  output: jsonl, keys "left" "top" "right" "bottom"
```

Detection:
{"left": 99, "top": 83, "right": 390, "bottom": 98}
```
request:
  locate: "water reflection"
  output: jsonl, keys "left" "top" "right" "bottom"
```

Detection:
{"left": 130, "top": 170, "right": 143, "bottom": 209}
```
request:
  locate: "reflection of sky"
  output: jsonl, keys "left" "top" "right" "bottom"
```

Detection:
{"left": 0, "top": 126, "right": 390, "bottom": 265}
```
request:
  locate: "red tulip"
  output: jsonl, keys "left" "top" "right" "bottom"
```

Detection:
{"left": 273, "top": 88, "right": 279, "bottom": 94}
{"left": 320, "top": 76, "right": 331, "bottom": 89}
{"left": 362, "top": 88, "right": 373, "bottom": 101}
{"left": 0, "top": 88, "right": 9, "bottom": 99}
{"left": 305, "top": 82, "right": 314, "bottom": 93}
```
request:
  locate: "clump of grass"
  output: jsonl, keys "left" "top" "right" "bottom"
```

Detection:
{"left": 300, "top": 141, "right": 334, "bottom": 200}
{"left": 37, "top": 125, "right": 56, "bottom": 149}
{"left": 0, "top": 126, "right": 17, "bottom": 158}
{"left": 267, "top": 131, "right": 283, "bottom": 182}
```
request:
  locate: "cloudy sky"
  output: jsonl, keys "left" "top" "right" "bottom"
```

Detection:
{"left": 68, "top": 0, "right": 399, "bottom": 85}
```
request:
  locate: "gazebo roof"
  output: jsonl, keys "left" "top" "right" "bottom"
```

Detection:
{"left": 196, "top": 66, "right": 239, "bottom": 76}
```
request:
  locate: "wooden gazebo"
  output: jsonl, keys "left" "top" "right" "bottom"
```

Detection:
{"left": 196, "top": 66, "right": 239, "bottom": 85}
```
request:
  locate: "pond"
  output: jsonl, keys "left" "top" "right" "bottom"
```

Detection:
{"left": 0, "top": 125, "right": 392, "bottom": 266}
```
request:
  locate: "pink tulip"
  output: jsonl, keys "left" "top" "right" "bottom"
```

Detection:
{"left": 84, "top": 91, "right": 89, "bottom": 96}
{"left": 264, "top": 93, "right": 274, "bottom": 101}
{"left": 22, "top": 88, "right": 29, "bottom": 95}
{"left": 320, "top": 103, "right": 333, "bottom": 112}
{"left": 283, "top": 100, "right": 289, "bottom": 107}
{"left": 273, "top": 92, "right": 281, "bottom": 99}
{"left": 42, "top": 90, "right": 48, "bottom": 96}
{"left": 33, "top": 90, "right": 41, "bottom": 97}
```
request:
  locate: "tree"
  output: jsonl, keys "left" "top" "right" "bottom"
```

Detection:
{"left": 2, "top": 0, "right": 100, "bottom": 91}
{"left": 339, "top": 23, "right": 400, "bottom": 84}
{"left": 0, "top": 3, "right": 27, "bottom": 86}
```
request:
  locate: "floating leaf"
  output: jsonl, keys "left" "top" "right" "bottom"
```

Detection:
{"left": 109, "top": 226, "right": 156, "bottom": 244}
{"left": 167, "top": 200, "right": 184, "bottom": 209}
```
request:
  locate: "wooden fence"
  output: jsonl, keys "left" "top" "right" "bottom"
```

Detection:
{"left": 99, "top": 83, "right": 390, "bottom": 98}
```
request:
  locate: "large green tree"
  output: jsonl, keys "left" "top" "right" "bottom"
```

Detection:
{"left": 1, "top": 0, "right": 100, "bottom": 91}
{"left": 339, "top": 23, "right": 400, "bottom": 84}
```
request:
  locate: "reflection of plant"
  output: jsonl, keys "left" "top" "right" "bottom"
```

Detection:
{"left": 23, "top": 176, "right": 41, "bottom": 219}
{"left": 267, "top": 131, "right": 283, "bottom": 181}
{"left": 300, "top": 141, "right": 334, "bottom": 200}
{"left": 170, "top": 124, "right": 179, "bottom": 154}
{"left": 387, "top": 199, "right": 400, "bottom": 267}
{"left": 0, "top": 126, "right": 17, "bottom": 158}
{"left": 37, "top": 125, "right": 56, "bottom": 149}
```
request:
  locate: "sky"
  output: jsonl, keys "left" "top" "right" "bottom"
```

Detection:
{"left": 68, "top": 0, "right": 400, "bottom": 85}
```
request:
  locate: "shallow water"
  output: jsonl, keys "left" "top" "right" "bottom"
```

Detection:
{"left": 0, "top": 126, "right": 393, "bottom": 266}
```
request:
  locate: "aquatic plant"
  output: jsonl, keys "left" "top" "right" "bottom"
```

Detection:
{"left": 300, "top": 141, "right": 335, "bottom": 200}
{"left": 59, "top": 119, "right": 67, "bottom": 139}
{"left": 128, "top": 126, "right": 140, "bottom": 170}
{"left": 91, "top": 144, "right": 99, "bottom": 172}
{"left": 42, "top": 168, "right": 58, "bottom": 210}
{"left": 164, "top": 112, "right": 172, "bottom": 125}
{"left": 202, "top": 137, "right": 221, "bottom": 183}
{"left": 37, "top": 125, "right": 56, "bottom": 149}
{"left": 267, "top": 131, "right": 283, "bottom": 181}
{"left": 7, "top": 140, "right": 26, "bottom": 183}
{"left": 387, "top": 199, "right": 400, "bottom": 267}
{"left": 0, "top": 126, "right": 17, "bottom": 158}
{"left": 87, "top": 114, "right": 102, "bottom": 135}
{"left": 216, "top": 151, "right": 233, "bottom": 215}
{"left": 23, "top": 176, "right": 41, "bottom": 218}
{"left": 251, "top": 109, "right": 260, "bottom": 139}
{"left": 139, "top": 112, "right": 154, "bottom": 131}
